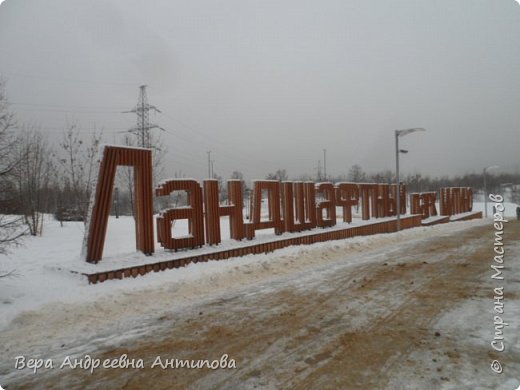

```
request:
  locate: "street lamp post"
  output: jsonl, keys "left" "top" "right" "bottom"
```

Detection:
{"left": 395, "top": 128, "right": 426, "bottom": 231}
{"left": 483, "top": 165, "right": 500, "bottom": 218}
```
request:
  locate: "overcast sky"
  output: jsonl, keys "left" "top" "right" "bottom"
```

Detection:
{"left": 0, "top": 0, "right": 519, "bottom": 182}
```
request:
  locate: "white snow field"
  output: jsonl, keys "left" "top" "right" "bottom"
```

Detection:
{"left": 1, "top": 201, "right": 510, "bottom": 331}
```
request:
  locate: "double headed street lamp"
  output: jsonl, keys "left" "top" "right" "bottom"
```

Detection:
{"left": 395, "top": 128, "right": 426, "bottom": 231}
{"left": 483, "top": 165, "right": 500, "bottom": 218}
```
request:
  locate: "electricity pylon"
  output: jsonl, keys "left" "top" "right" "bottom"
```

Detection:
{"left": 123, "top": 85, "right": 164, "bottom": 148}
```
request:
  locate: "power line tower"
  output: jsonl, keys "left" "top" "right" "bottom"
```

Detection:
{"left": 123, "top": 85, "right": 163, "bottom": 148}
{"left": 119, "top": 85, "right": 166, "bottom": 215}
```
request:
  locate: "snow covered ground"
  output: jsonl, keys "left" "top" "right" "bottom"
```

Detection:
{"left": 471, "top": 200, "right": 518, "bottom": 219}
{"left": 0, "top": 202, "right": 515, "bottom": 331}
{"left": 0, "top": 201, "right": 518, "bottom": 388}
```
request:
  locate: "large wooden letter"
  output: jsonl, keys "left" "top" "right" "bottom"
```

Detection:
{"left": 85, "top": 146, "right": 154, "bottom": 263}
{"left": 246, "top": 180, "right": 284, "bottom": 237}
{"left": 462, "top": 187, "right": 473, "bottom": 212}
{"left": 358, "top": 183, "right": 378, "bottom": 220}
{"left": 410, "top": 192, "right": 437, "bottom": 219}
{"left": 440, "top": 187, "right": 473, "bottom": 216}
{"left": 439, "top": 188, "right": 451, "bottom": 216}
{"left": 156, "top": 179, "right": 204, "bottom": 250}
{"left": 335, "top": 183, "right": 359, "bottom": 223}
{"left": 391, "top": 183, "right": 407, "bottom": 216}
{"left": 203, "top": 179, "right": 245, "bottom": 245}
{"left": 375, "top": 184, "right": 392, "bottom": 218}
{"left": 282, "top": 181, "right": 316, "bottom": 232}
{"left": 315, "top": 182, "right": 336, "bottom": 228}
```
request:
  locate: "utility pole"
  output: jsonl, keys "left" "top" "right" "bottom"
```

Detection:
{"left": 316, "top": 160, "right": 322, "bottom": 181}
{"left": 123, "top": 85, "right": 163, "bottom": 148}
{"left": 323, "top": 148, "right": 327, "bottom": 181}
{"left": 207, "top": 151, "right": 211, "bottom": 178}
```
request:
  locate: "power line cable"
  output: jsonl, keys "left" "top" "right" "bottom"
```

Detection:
{"left": 1, "top": 71, "right": 135, "bottom": 87}
{"left": 10, "top": 101, "right": 128, "bottom": 110}
{"left": 11, "top": 106, "right": 126, "bottom": 114}
{"left": 159, "top": 111, "right": 274, "bottom": 167}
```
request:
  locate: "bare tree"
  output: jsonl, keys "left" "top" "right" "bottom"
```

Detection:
{"left": 0, "top": 81, "right": 26, "bottom": 254}
{"left": 347, "top": 164, "right": 367, "bottom": 183}
{"left": 56, "top": 124, "right": 102, "bottom": 221}
{"left": 150, "top": 132, "right": 166, "bottom": 189}
{"left": 369, "top": 170, "right": 394, "bottom": 184}
{"left": 293, "top": 173, "right": 316, "bottom": 182}
{"left": 12, "top": 129, "right": 54, "bottom": 236}
{"left": 0, "top": 212, "right": 26, "bottom": 256}
{"left": 230, "top": 170, "right": 247, "bottom": 197}
{"left": 266, "top": 169, "right": 288, "bottom": 182}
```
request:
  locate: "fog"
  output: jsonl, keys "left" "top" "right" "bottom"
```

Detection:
{"left": 0, "top": 0, "right": 519, "bottom": 181}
